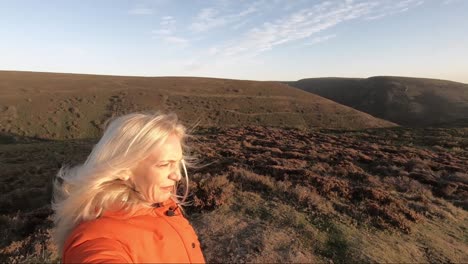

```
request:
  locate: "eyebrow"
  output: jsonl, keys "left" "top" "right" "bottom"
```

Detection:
{"left": 155, "top": 158, "right": 183, "bottom": 163}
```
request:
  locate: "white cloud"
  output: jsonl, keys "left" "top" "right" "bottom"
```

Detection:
{"left": 152, "top": 29, "right": 172, "bottom": 35}
{"left": 305, "top": 34, "right": 337, "bottom": 45}
{"left": 189, "top": 4, "right": 258, "bottom": 32}
{"left": 163, "top": 36, "right": 189, "bottom": 46}
{"left": 442, "top": 0, "right": 462, "bottom": 4}
{"left": 211, "top": 0, "right": 425, "bottom": 58}
{"left": 220, "top": 1, "right": 371, "bottom": 57}
{"left": 151, "top": 15, "right": 189, "bottom": 47}
{"left": 151, "top": 0, "right": 428, "bottom": 72}
{"left": 128, "top": 7, "right": 153, "bottom": 15}
{"left": 231, "top": 19, "right": 249, "bottom": 30}
{"left": 363, "top": 0, "right": 424, "bottom": 20}
{"left": 160, "top": 16, "right": 176, "bottom": 26}
{"left": 189, "top": 8, "right": 226, "bottom": 32}
{"left": 208, "top": 47, "right": 220, "bottom": 56}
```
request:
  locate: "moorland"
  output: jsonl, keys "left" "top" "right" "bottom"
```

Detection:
{"left": 0, "top": 71, "right": 467, "bottom": 263}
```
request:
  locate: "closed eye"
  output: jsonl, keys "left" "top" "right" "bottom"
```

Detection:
{"left": 155, "top": 158, "right": 182, "bottom": 168}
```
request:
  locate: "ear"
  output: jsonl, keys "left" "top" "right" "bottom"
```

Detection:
{"left": 117, "top": 169, "right": 132, "bottom": 181}
{"left": 121, "top": 175, "right": 130, "bottom": 181}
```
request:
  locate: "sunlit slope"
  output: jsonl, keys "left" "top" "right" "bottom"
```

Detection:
{"left": 0, "top": 71, "right": 395, "bottom": 139}
{"left": 288, "top": 76, "right": 468, "bottom": 127}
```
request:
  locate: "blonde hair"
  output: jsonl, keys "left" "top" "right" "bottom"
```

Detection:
{"left": 51, "top": 111, "right": 190, "bottom": 254}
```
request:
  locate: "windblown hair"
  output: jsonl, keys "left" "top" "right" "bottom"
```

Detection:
{"left": 51, "top": 111, "right": 190, "bottom": 254}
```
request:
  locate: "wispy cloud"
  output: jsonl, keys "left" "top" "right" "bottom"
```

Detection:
{"left": 152, "top": 16, "right": 189, "bottom": 47}
{"left": 152, "top": 16, "right": 176, "bottom": 35}
{"left": 212, "top": 0, "right": 424, "bottom": 57}
{"left": 128, "top": 7, "right": 154, "bottom": 15}
{"left": 189, "top": 4, "right": 257, "bottom": 32}
{"left": 160, "top": 16, "right": 176, "bottom": 26}
{"left": 442, "top": 0, "right": 462, "bottom": 4}
{"left": 220, "top": 1, "right": 371, "bottom": 57}
{"left": 305, "top": 34, "right": 337, "bottom": 45}
{"left": 189, "top": 8, "right": 225, "bottom": 32}
{"left": 364, "top": 0, "right": 424, "bottom": 20}
{"left": 163, "top": 36, "right": 189, "bottom": 46}
{"left": 152, "top": 29, "right": 172, "bottom": 35}
{"left": 145, "top": 0, "right": 428, "bottom": 70}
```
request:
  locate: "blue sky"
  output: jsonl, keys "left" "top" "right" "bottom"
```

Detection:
{"left": 1, "top": 0, "right": 467, "bottom": 83}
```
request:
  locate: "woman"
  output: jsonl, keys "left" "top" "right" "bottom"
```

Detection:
{"left": 52, "top": 112, "right": 205, "bottom": 263}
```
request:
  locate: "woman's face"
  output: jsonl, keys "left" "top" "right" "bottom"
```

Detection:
{"left": 131, "top": 134, "right": 183, "bottom": 204}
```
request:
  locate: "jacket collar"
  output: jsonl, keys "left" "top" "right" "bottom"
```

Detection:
{"left": 101, "top": 199, "right": 178, "bottom": 219}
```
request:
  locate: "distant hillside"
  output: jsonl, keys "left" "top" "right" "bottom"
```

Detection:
{"left": 287, "top": 76, "right": 468, "bottom": 127}
{"left": 0, "top": 71, "right": 395, "bottom": 139}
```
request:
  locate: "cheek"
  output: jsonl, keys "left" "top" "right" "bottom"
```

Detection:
{"left": 140, "top": 167, "right": 168, "bottom": 186}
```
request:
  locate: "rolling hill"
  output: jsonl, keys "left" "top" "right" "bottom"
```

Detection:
{"left": 0, "top": 71, "right": 395, "bottom": 139}
{"left": 287, "top": 76, "right": 468, "bottom": 127}
{"left": 0, "top": 71, "right": 467, "bottom": 263}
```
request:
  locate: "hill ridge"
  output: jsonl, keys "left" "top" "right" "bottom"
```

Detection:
{"left": 0, "top": 71, "right": 395, "bottom": 139}
{"left": 288, "top": 76, "right": 468, "bottom": 127}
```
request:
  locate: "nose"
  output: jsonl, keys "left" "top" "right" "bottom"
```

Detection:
{"left": 168, "top": 169, "right": 181, "bottom": 182}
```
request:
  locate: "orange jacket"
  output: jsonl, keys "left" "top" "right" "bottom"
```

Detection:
{"left": 63, "top": 200, "right": 205, "bottom": 263}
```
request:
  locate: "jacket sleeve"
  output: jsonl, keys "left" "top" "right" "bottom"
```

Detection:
{"left": 63, "top": 237, "right": 133, "bottom": 263}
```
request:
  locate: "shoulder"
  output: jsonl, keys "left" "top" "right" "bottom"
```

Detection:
{"left": 67, "top": 216, "right": 126, "bottom": 243}
{"left": 63, "top": 217, "right": 133, "bottom": 263}
{"left": 63, "top": 237, "right": 133, "bottom": 263}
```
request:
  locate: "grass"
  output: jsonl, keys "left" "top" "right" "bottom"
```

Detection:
{"left": 0, "top": 71, "right": 396, "bottom": 141}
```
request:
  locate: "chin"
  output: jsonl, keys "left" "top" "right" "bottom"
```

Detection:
{"left": 152, "top": 195, "right": 171, "bottom": 204}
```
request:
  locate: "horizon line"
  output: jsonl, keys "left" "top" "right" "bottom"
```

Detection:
{"left": 0, "top": 69, "right": 466, "bottom": 85}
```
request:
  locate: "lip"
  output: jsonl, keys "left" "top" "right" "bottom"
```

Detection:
{"left": 160, "top": 186, "right": 175, "bottom": 192}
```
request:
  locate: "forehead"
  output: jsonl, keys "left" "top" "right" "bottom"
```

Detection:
{"left": 147, "top": 134, "right": 183, "bottom": 161}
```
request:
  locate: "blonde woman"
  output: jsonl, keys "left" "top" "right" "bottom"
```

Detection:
{"left": 52, "top": 112, "right": 205, "bottom": 263}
